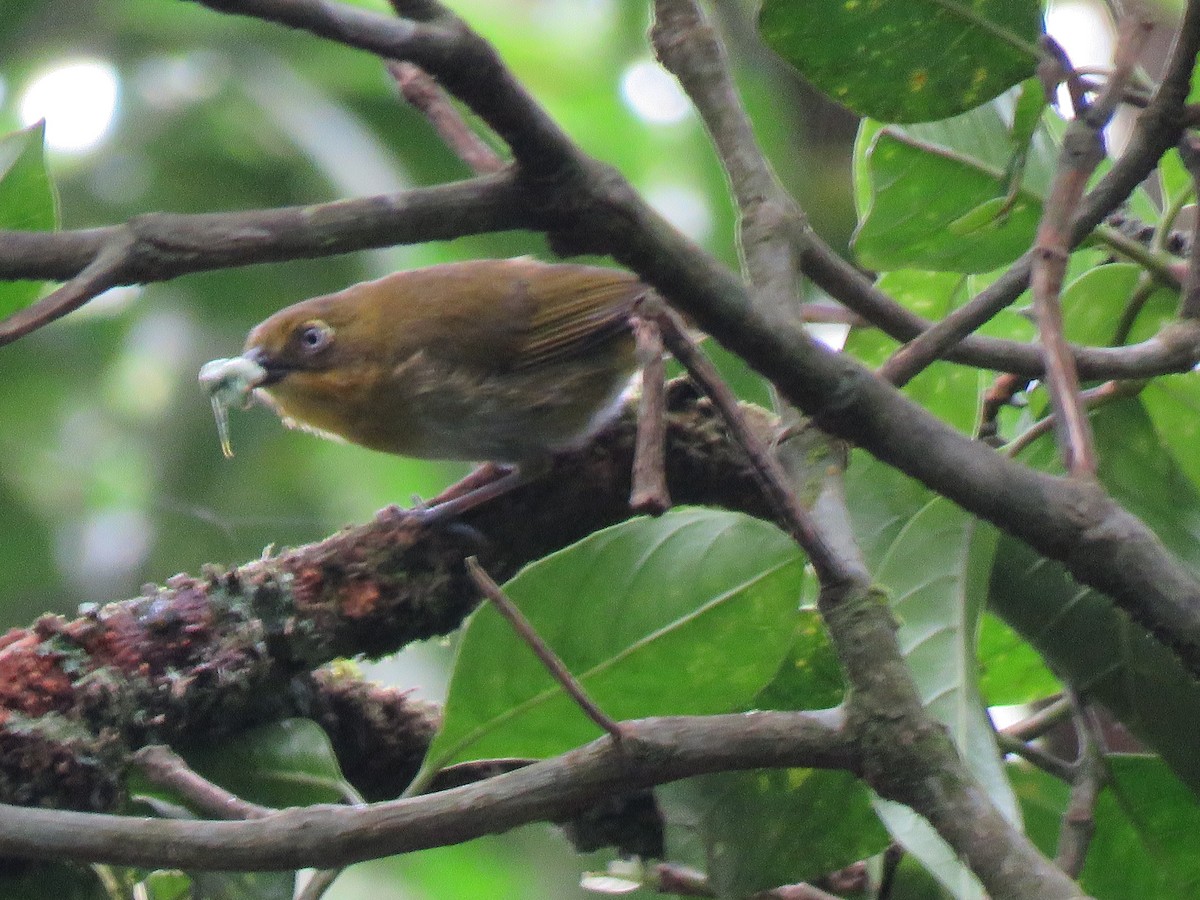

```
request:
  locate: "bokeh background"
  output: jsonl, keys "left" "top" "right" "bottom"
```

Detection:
{"left": 0, "top": 0, "right": 1117, "bottom": 896}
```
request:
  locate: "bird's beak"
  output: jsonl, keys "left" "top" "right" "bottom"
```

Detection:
{"left": 242, "top": 346, "right": 289, "bottom": 387}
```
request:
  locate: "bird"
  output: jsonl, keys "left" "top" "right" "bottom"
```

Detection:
{"left": 200, "top": 257, "right": 650, "bottom": 519}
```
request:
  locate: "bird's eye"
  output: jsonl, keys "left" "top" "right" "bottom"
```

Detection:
{"left": 296, "top": 320, "right": 334, "bottom": 354}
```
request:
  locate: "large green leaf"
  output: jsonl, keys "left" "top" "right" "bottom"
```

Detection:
{"left": 672, "top": 769, "right": 886, "bottom": 899}
{"left": 657, "top": 618, "right": 884, "bottom": 898}
{"left": 977, "top": 613, "right": 1059, "bottom": 706}
{"left": 854, "top": 101, "right": 1056, "bottom": 273}
{"left": 1144, "top": 371, "right": 1200, "bottom": 492}
{"left": 422, "top": 510, "right": 805, "bottom": 773}
{"left": 178, "top": 718, "right": 352, "bottom": 808}
{"left": 0, "top": 122, "right": 58, "bottom": 317}
{"left": 1013, "top": 756, "right": 1200, "bottom": 898}
{"left": 1057, "top": 262, "right": 1176, "bottom": 349}
{"left": 873, "top": 498, "right": 1012, "bottom": 900}
{"left": 759, "top": 0, "right": 1041, "bottom": 123}
{"left": 993, "top": 398, "right": 1200, "bottom": 796}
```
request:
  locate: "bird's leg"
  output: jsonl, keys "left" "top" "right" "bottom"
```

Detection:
{"left": 427, "top": 462, "right": 513, "bottom": 505}
{"left": 396, "top": 457, "right": 551, "bottom": 524}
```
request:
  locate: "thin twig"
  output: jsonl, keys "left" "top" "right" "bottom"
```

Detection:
{"left": 876, "top": 843, "right": 904, "bottom": 900}
{"left": 297, "top": 867, "right": 343, "bottom": 900}
{"left": 977, "top": 373, "right": 1031, "bottom": 445}
{"left": 1029, "top": 16, "right": 1153, "bottom": 476}
{"left": 131, "top": 745, "right": 272, "bottom": 820}
{"left": 630, "top": 316, "right": 671, "bottom": 515}
{"left": 0, "top": 172, "right": 529, "bottom": 344}
{"left": 0, "top": 234, "right": 132, "bottom": 345}
{"left": 650, "top": 309, "right": 842, "bottom": 586}
{"left": 1002, "top": 380, "right": 1143, "bottom": 458}
{"left": 1055, "top": 689, "right": 1106, "bottom": 877}
{"left": 1039, "top": 35, "right": 1089, "bottom": 114}
{"left": 387, "top": 61, "right": 507, "bottom": 175}
{"left": 465, "top": 557, "right": 624, "bottom": 743}
{"left": 134, "top": 745, "right": 351, "bottom": 897}
{"left": 997, "top": 732, "right": 1077, "bottom": 783}
{"left": 1001, "top": 694, "right": 1069, "bottom": 742}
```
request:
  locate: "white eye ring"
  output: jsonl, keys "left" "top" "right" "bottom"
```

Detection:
{"left": 296, "top": 320, "right": 334, "bottom": 354}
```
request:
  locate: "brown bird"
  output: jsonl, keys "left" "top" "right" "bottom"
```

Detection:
{"left": 201, "top": 257, "right": 650, "bottom": 518}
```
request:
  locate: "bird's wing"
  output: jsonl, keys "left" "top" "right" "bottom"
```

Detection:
{"left": 511, "top": 264, "right": 645, "bottom": 371}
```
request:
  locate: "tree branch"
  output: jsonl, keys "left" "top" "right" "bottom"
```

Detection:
{"left": 0, "top": 172, "right": 527, "bottom": 342}
{"left": 0, "top": 709, "right": 852, "bottom": 870}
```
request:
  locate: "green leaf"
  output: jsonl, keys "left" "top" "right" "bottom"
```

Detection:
{"left": 993, "top": 398, "right": 1200, "bottom": 796}
{"left": 758, "top": 0, "right": 1041, "bottom": 123}
{"left": 1012, "top": 757, "right": 1200, "bottom": 898}
{"left": 1008, "top": 78, "right": 1048, "bottom": 161}
{"left": 1057, "top": 262, "right": 1176, "bottom": 349}
{"left": 423, "top": 509, "right": 805, "bottom": 771}
{"left": 853, "top": 101, "right": 1057, "bottom": 273}
{"left": 672, "top": 769, "right": 887, "bottom": 899}
{"left": 0, "top": 122, "right": 59, "bottom": 318}
{"left": 180, "top": 718, "right": 351, "bottom": 808}
{"left": 137, "top": 870, "right": 192, "bottom": 900}
{"left": 657, "top": 617, "right": 865, "bottom": 898}
{"left": 1096, "top": 756, "right": 1200, "bottom": 895}
{"left": 1158, "top": 148, "right": 1193, "bottom": 211}
{"left": 873, "top": 498, "right": 1012, "bottom": 900}
{"left": 753, "top": 613, "right": 846, "bottom": 712}
{"left": 977, "top": 613, "right": 1059, "bottom": 706}
{"left": 1143, "top": 372, "right": 1200, "bottom": 493}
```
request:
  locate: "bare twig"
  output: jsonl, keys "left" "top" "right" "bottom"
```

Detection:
{"left": 977, "top": 373, "right": 1031, "bottom": 445}
{"left": 1029, "top": 17, "right": 1152, "bottom": 475}
{"left": 0, "top": 234, "right": 132, "bottom": 345}
{"left": 1055, "top": 691, "right": 1106, "bottom": 877}
{"left": 0, "top": 709, "right": 853, "bottom": 870}
{"left": 0, "top": 172, "right": 528, "bottom": 344}
{"left": 465, "top": 556, "right": 624, "bottom": 743}
{"left": 1002, "top": 380, "right": 1144, "bottom": 458}
{"left": 1039, "top": 36, "right": 1089, "bottom": 112}
{"left": 1001, "top": 695, "right": 1069, "bottom": 742}
{"left": 876, "top": 843, "right": 904, "bottom": 900}
{"left": 630, "top": 316, "right": 671, "bottom": 515}
{"left": 652, "top": 0, "right": 802, "bottom": 313}
{"left": 651, "top": 309, "right": 841, "bottom": 585}
{"left": 387, "top": 61, "right": 506, "bottom": 174}
{"left": 132, "top": 746, "right": 273, "bottom": 820}
{"left": 134, "top": 744, "right": 356, "bottom": 898}
{"left": 997, "top": 732, "right": 1077, "bottom": 783}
